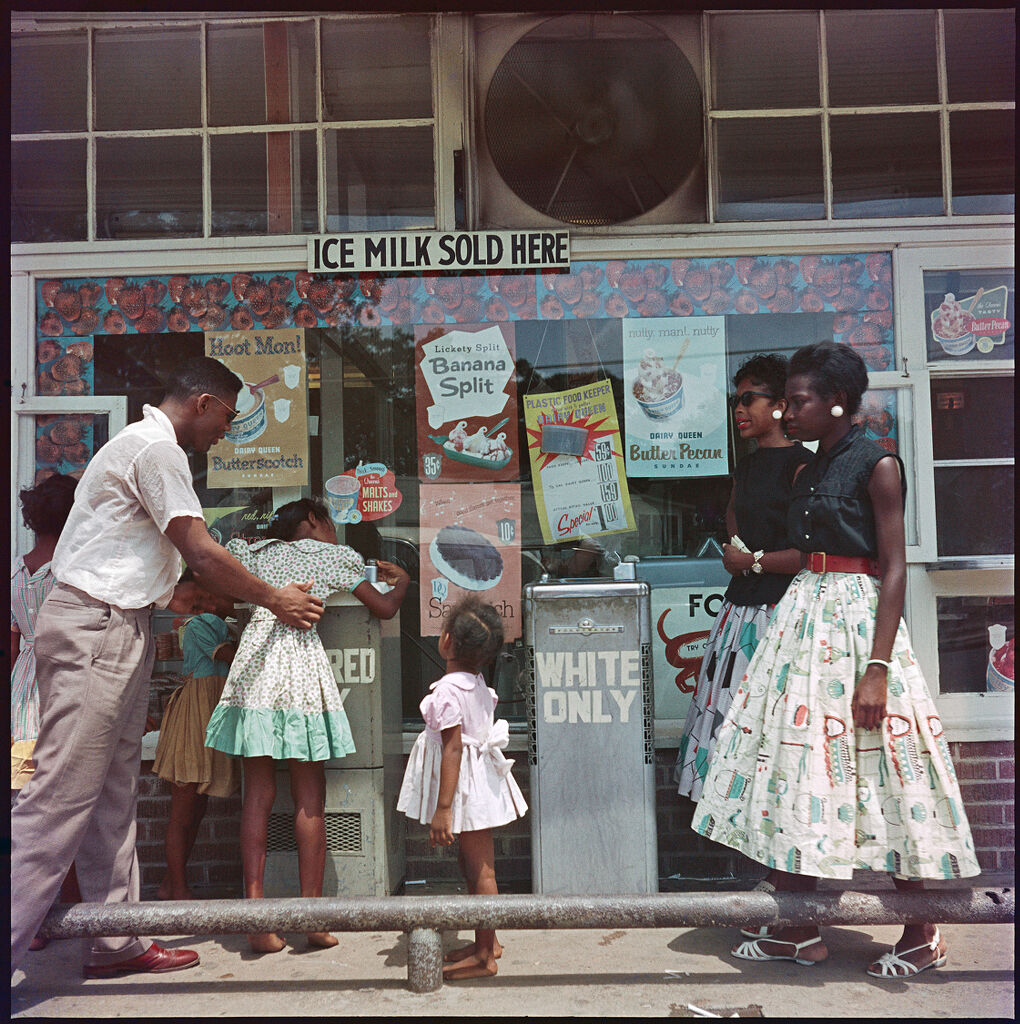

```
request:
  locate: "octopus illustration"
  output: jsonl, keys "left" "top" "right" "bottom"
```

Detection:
{"left": 657, "top": 609, "right": 711, "bottom": 694}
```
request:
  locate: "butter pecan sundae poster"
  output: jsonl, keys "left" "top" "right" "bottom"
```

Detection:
{"left": 204, "top": 329, "right": 308, "bottom": 488}
{"left": 415, "top": 323, "right": 519, "bottom": 483}
{"left": 419, "top": 483, "right": 522, "bottom": 640}
{"left": 523, "top": 379, "right": 634, "bottom": 545}
{"left": 622, "top": 317, "right": 728, "bottom": 478}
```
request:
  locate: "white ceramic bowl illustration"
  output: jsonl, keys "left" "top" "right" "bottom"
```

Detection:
{"left": 225, "top": 386, "right": 267, "bottom": 444}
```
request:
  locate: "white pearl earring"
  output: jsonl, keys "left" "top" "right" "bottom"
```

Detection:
{"left": 772, "top": 409, "right": 784, "bottom": 420}
{"left": 831, "top": 404, "right": 844, "bottom": 417}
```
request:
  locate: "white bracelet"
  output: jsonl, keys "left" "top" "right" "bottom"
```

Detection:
{"left": 864, "top": 658, "right": 892, "bottom": 671}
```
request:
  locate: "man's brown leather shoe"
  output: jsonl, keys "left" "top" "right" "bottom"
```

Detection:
{"left": 82, "top": 942, "right": 199, "bottom": 978}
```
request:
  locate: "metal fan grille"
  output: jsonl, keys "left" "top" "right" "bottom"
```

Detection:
{"left": 266, "top": 811, "right": 363, "bottom": 853}
{"left": 485, "top": 15, "right": 703, "bottom": 226}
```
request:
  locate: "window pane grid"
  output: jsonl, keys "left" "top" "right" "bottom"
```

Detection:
{"left": 11, "top": 11, "right": 1012, "bottom": 239}
{"left": 707, "top": 8, "right": 1014, "bottom": 223}
{"left": 11, "top": 14, "right": 436, "bottom": 243}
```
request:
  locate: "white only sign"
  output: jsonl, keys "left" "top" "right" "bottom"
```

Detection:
{"left": 419, "top": 325, "right": 515, "bottom": 421}
{"left": 308, "top": 230, "right": 569, "bottom": 273}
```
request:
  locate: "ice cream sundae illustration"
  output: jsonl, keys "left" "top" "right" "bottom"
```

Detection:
{"left": 632, "top": 346, "right": 686, "bottom": 420}
{"left": 930, "top": 290, "right": 983, "bottom": 356}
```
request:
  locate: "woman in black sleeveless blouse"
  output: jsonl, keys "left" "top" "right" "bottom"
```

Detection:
{"left": 693, "top": 343, "right": 979, "bottom": 979}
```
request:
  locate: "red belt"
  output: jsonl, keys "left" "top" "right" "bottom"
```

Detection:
{"left": 807, "top": 552, "right": 880, "bottom": 576}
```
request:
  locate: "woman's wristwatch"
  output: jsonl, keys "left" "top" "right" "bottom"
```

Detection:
{"left": 751, "top": 550, "right": 764, "bottom": 574}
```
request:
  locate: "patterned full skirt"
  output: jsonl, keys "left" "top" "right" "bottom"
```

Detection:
{"left": 692, "top": 570, "right": 980, "bottom": 881}
{"left": 674, "top": 600, "right": 773, "bottom": 801}
{"left": 205, "top": 610, "right": 355, "bottom": 763}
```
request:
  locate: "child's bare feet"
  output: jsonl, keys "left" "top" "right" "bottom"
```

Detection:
{"left": 444, "top": 939, "right": 503, "bottom": 963}
{"left": 306, "top": 931, "right": 338, "bottom": 949}
{"left": 248, "top": 932, "right": 286, "bottom": 953}
{"left": 443, "top": 949, "right": 498, "bottom": 979}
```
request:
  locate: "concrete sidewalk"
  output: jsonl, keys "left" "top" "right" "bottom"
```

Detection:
{"left": 11, "top": 918, "right": 1013, "bottom": 1018}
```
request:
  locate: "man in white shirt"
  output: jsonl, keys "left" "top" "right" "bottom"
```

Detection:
{"left": 11, "top": 357, "right": 324, "bottom": 977}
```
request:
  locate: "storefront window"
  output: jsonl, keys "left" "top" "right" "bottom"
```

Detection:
{"left": 950, "top": 111, "right": 1016, "bottom": 216}
{"left": 207, "top": 21, "right": 317, "bottom": 127}
{"left": 11, "top": 140, "right": 87, "bottom": 244}
{"left": 321, "top": 16, "right": 433, "bottom": 121}
{"left": 29, "top": 252, "right": 906, "bottom": 724}
{"left": 714, "top": 117, "right": 823, "bottom": 222}
{"left": 943, "top": 9, "right": 1016, "bottom": 104}
{"left": 326, "top": 127, "right": 436, "bottom": 231}
{"left": 211, "top": 131, "right": 319, "bottom": 236}
{"left": 10, "top": 30, "right": 87, "bottom": 134}
{"left": 937, "top": 596, "right": 1014, "bottom": 694}
{"left": 96, "top": 137, "right": 203, "bottom": 240}
{"left": 830, "top": 113, "right": 943, "bottom": 219}
{"left": 825, "top": 10, "right": 938, "bottom": 106}
{"left": 709, "top": 12, "right": 818, "bottom": 109}
{"left": 94, "top": 26, "right": 202, "bottom": 130}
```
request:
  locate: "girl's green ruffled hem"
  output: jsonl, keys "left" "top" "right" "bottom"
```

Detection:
{"left": 205, "top": 705, "right": 356, "bottom": 762}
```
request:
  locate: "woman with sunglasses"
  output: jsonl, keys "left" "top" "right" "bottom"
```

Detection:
{"left": 692, "top": 342, "right": 979, "bottom": 978}
{"left": 675, "top": 354, "right": 810, "bottom": 816}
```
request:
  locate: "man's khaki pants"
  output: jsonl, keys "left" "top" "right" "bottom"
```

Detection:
{"left": 11, "top": 583, "right": 155, "bottom": 971}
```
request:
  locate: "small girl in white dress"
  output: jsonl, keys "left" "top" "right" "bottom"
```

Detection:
{"left": 397, "top": 597, "right": 527, "bottom": 980}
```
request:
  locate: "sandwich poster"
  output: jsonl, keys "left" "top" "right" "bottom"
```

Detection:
{"left": 419, "top": 483, "right": 522, "bottom": 640}
{"left": 523, "top": 378, "right": 635, "bottom": 545}
{"left": 622, "top": 317, "right": 728, "bottom": 478}
{"left": 415, "top": 322, "right": 520, "bottom": 483}
{"left": 204, "top": 329, "right": 308, "bottom": 488}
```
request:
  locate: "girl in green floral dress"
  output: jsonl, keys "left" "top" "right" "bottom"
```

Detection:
{"left": 205, "top": 497, "right": 408, "bottom": 953}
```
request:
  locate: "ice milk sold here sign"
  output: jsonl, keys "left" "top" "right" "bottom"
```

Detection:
{"left": 308, "top": 230, "right": 569, "bottom": 273}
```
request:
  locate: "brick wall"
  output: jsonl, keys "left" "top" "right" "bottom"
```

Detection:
{"left": 134, "top": 740, "right": 1014, "bottom": 898}
{"left": 949, "top": 740, "right": 1015, "bottom": 875}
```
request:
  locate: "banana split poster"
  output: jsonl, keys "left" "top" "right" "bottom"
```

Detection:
{"left": 415, "top": 322, "right": 520, "bottom": 483}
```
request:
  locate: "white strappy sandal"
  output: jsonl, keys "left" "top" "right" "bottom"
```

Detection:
{"left": 731, "top": 934, "right": 824, "bottom": 966}
{"left": 866, "top": 928, "right": 947, "bottom": 979}
{"left": 739, "top": 879, "right": 776, "bottom": 940}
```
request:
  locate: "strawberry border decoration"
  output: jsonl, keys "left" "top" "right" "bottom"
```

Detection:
{"left": 34, "top": 253, "right": 896, "bottom": 399}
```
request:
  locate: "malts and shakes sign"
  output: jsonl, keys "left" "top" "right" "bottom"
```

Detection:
{"left": 308, "top": 230, "right": 569, "bottom": 273}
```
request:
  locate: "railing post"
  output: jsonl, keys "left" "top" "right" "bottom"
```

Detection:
{"left": 406, "top": 927, "right": 443, "bottom": 992}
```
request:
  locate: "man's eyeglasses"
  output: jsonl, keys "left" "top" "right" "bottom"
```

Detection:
{"left": 728, "top": 390, "right": 776, "bottom": 410}
{"left": 205, "top": 393, "right": 238, "bottom": 423}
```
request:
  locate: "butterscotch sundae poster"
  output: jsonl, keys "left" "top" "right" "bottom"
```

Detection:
{"left": 419, "top": 483, "right": 522, "bottom": 640}
{"left": 204, "top": 329, "right": 308, "bottom": 488}
{"left": 523, "top": 379, "right": 634, "bottom": 545}
{"left": 622, "top": 317, "right": 728, "bottom": 478}
{"left": 415, "top": 322, "right": 519, "bottom": 483}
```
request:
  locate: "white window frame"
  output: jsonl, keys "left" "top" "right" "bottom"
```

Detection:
{"left": 12, "top": 396, "right": 127, "bottom": 558}
{"left": 896, "top": 243, "right": 1014, "bottom": 741}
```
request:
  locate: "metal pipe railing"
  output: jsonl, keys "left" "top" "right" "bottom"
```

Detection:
{"left": 37, "top": 888, "right": 1013, "bottom": 992}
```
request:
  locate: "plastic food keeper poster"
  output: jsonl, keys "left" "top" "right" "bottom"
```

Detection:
{"left": 204, "top": 329, "right": 308, "bottom": 488}
{"left": 524, "top": 378, "right": 635, "bottom": 545}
